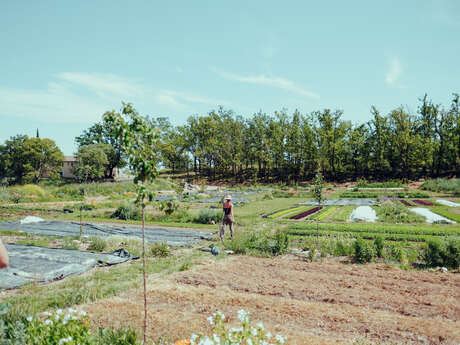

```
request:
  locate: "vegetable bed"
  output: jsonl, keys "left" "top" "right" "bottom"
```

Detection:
{"left": 310, "top": 206, "right": 338, "bottom": 221}
{"left": 429, "top": 207, "right": 460, "bottom": 223}
{"left": 413, "top": 199, "right": 434, "bottom": 206}
{"left": 290, "top": 206, "right": 322, "bottom": 220}
{"left": 267, "top": 206, "right": 309, "bottom": 219}
{"left": 399, "top": 199, "right": 413, "bottom": 206}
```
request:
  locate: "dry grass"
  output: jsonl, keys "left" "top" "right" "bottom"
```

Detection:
{"left": 83, "top": 255, "right": 460, "bottom": 345}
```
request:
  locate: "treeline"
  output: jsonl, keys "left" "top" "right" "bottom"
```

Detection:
{"left": 73, "top": 93, "right": 460, "bottom": 183}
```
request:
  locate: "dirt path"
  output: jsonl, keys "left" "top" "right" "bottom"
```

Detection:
{"left": 84, "top": 255, "right": 460, "bottom": 344}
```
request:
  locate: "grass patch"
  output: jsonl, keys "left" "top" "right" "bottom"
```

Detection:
{"left": 0, "top": 251, "right": 204, "bottom": 320}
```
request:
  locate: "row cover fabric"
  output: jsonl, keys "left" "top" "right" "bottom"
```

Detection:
{"left": 0, "top": 244, "right": 137, "bottom": 290}
{"left": 0, "top": 221, "right": 213, "bottom": 247}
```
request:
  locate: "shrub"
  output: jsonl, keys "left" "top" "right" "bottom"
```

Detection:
{"left": 111, "top": 204, "right": 141, "bottom": 221}
{"left": 88, "top": 237, "right": 107, "bottom": 252}
{"left": 159, "top": 199, "right": 179, "bottom": 216}
{"left": 224, "top": 230, "right": 289, "bottom": 257}
{"left": 374, "top": 236, "right": 384, "bottom": 258}
{"left": 96, "top": 327, "right": 139, "bottom": 345}
{"left": 425, "top": 238, "right": 460, "bottom": 269}
{"left": 149, "top": 242, "right": 171, "bottom": 257}
{"left": 194, "top": 208, "right": 222, "bottom": 224}
{"left": 354, "top": 237, "right": 375, "bottom": 263}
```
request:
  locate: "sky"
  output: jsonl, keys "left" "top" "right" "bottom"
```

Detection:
{"left": 1, "top": 0, "right": 459, "bottom": 155}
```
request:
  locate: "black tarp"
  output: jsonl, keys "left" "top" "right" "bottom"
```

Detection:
{"left": 0, "top": 221, "right": 213, "bottom": 246}
{"left": 0, "top": 244, "right": 137, "bottom": 290}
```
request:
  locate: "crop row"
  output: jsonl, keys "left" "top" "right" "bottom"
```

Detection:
{"left": 429, "top": 207, "right": 460, "bottom": 223}
{"left": 340, "top": 192, "right": 429, "bottom": 199}
{"left": 285, "top": 222, "right": 460, "bottom": 237}
{"left": 266, "top": 206, "right": 309, "bottom": 219}
{"left": 309, "top": 206, "right": 338, "bottom": 221}
{"left": 290, "top": 206, "right": 322, "bottom": 219}
{"left": 286, "top": 229, "right": 456, "bottom": 243}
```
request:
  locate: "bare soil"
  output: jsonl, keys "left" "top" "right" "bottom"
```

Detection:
{"left": 84, "top": 255, "right": 460, "bottom": 345}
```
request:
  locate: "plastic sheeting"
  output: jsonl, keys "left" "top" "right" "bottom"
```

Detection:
{"left": 349, "top": 206, "right": 377, "bottom": 222}
{"left": 436, "top": 199, "right": 460, "bottom": 207}
{"left": 0, "top": 244, "right": 137, "bottom": 290}
{"left": 300, "top": 199, "right": 376, "bottom": 206}
{"left": 410, "top": 208, "right": 456, "bottom": 224}
{"left": 0, "top": 221, "right": 213, "bottom": 247}
{"left": 20, "top": 216, "right": 44, "bottom": 224}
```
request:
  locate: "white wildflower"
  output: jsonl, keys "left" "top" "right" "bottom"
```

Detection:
{"left": 68, "top": 308, "right": 77, "bottom": 314}
{"left": 26, "top": 316, "right": 33, "bottom": 322}
{"left": 237, "top": 309, "right": 248, "bottom": 322}
{"left": 207, "top": 316, "right": 214, "bottom": 325}
{"left": 275, "top": 334, "right": 285, "bottom": 344}
{"left": 247, "top": 339, "right": 253, "bottom": 345}
{"left": 41, "top": 311, "right": 52, "bottom": 317}
{"left": 56, "top": 309, "right": 63, "bottom": 315}
{"left": 256, "top": 321, "right": 264, "bottom": 330}
{"left": 266, "top": 332, "right": 272, "bottom": 339}
{"left": 78, "top": 310, "right": 86, "bottom": 316}
{"left": 251, "top": 326, "right": 258, "bottom": 336}
{"left": 44, "top": 319, "right": 53, "bottom": 325}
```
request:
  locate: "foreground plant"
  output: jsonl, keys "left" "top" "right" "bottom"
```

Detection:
{"left": 25, "top": 308, "right": 91, "bottom": 345}
{"left": 188, "top": 309, "right": 287, "bottom": 345}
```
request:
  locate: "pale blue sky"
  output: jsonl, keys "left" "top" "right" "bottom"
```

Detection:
{"left": 1, "top": 1, "right": 459, "bottom": 155}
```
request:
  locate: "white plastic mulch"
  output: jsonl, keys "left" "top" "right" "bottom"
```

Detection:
{"left": 436, "top": 199, "right": 460, "bottom": 207}
{"left": 410, "top": 208, "right": 455, "bottom": 224}
{"left": 349, "top": 206, "right": 377, "bottom": 223}
{"left": 20, "top": 216, "right": 45, "bottom": 224}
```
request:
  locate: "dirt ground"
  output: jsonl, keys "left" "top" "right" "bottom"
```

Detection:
{"left": 84, "top": 255, "right": 460, "bottom": 345}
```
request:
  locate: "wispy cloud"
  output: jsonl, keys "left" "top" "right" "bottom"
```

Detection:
{"left": 214, "top": 69, "right": 319, "bottom": 99}
{"left": 58, "top": 72, "right": 144, "bottom": 99}
{"left": 154, "top": 90, "right": 228, "bottom": 111}
{"left": 0, "top": 72, "right": 228, "bottom": 123}
{"left": 385, "top": 58, "right": 402, "bottom": 86}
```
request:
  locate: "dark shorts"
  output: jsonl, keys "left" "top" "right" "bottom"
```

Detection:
{"left": 222, "top": 214, "right": 234, "bottom": 225}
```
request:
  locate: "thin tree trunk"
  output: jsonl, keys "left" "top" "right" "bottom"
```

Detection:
{"left": 142, "top": 205, "right": 147, "bottom": 344}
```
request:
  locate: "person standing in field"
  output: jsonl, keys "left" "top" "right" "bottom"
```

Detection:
{"left": 0, "top": 238, "right": 9, "bottom": 268}
{"left": 220, "top": 194, "right": 234, "bottom": 241}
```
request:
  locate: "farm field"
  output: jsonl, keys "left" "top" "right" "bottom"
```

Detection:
{"left": 83, "top": 255, "right": 460, "bottom": 345}
{"left": 0, "top": 178, "right": 459, "bottom": 344}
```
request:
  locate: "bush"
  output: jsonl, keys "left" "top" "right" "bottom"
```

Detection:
{"left": 354, "top": 237, "right": 375, "bottom": 263}
{"left": 111, "top": 204, "right": 141, "bottom": 221}
{"left": 88, "top": 237, "right": 107, "bottom": 252}
{"left": 224, "top": 230, "right": 289, "bottom": 256}
{"left": 149, "top": 242, "right": 171, "bottom": 257}
{"left": 374, "top": 236, "right": 384, "bottom": 258}
{"left": 96, "top": 328, "right": 139, "bottom": 345}
{"left": 425, "top": 238, "right": 460, "bottom": 269}
{"left": 194, "top": 208, "right": 222, "bottom": 224}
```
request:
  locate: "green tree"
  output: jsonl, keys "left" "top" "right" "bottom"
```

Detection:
{"left": 109, "top": 102, "right": 160, "bottom": 343}
{"left": 0, "top": 135, "right": 63, "bottom": 184}
{"left": 75, "top": 111, "right": 127, "bottom": 178}
{"left": 72, "top": 144, "right": 109, "bottom": 182}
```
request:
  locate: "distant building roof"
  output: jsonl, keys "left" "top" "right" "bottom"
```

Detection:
{"left": 64, "top": 156, "right": 76, "bottom": 162}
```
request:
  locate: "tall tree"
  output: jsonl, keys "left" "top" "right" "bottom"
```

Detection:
{"left": 75, "top": 111, "right": 127, "bottom": 178}
{"left": 0, "top": 135, "right": 63, "bottom": 184}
